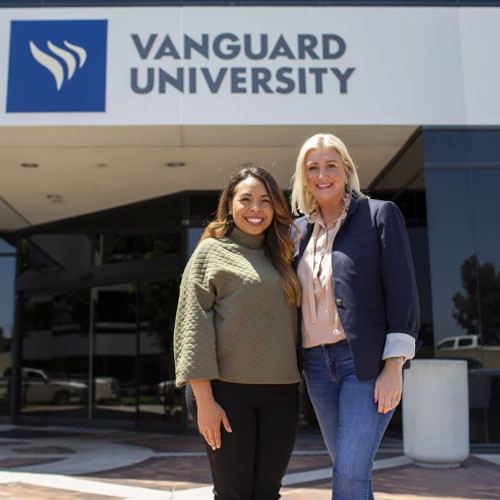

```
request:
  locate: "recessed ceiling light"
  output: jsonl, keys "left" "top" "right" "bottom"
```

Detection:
{"left": 165, "top": 161, "right": 186, "bottom": 167}
{"left": 46, "top": 194, "right": 63, "bottom": 203}
{"left": 21, "top": 162, "right": 39, "bottom": 168}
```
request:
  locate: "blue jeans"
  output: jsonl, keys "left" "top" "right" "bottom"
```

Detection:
{"left": 302, "top": 341, "right": 395, "bottom": 500}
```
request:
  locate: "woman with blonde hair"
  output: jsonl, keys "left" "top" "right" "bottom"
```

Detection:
{"left": 291, "top": 133, "right": 419, "bottom": 500}
{"left": 174, "top": 166, "right": 301, "bottom": 500}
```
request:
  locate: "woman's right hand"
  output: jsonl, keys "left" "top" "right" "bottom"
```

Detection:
{"left": 190, "top": 379, "right": 232, "bottom": 450}
{"left": 197, "top": 399, "right": 232, "bottom": 450}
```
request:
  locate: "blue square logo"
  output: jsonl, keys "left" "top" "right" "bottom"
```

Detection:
{"left": 7, "top": 20, "right": 107, "bottom": 113}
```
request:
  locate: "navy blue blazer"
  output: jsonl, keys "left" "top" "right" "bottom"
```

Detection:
{"left": 292, "top": 195, "right": 420, "bottom": 381}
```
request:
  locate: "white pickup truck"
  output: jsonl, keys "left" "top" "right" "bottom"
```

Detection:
{"left": 1, "top": 368, "right": 119, "bottom": 405}
{"left": 18, "top": 367, "right": 87, "bottom": 405}
{"left": 437, "top": 335, "right": 481, "bottom": 350}
{"left": 436, "top": 335, "right": 500, "bottom": 369}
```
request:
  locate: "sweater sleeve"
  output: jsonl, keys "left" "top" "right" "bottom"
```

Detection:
{"left": 174, "top": 240, "right": 220, "bottom": 387}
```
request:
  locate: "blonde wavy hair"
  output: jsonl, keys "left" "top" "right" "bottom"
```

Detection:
{"left": 291, "top": 133, "right": 367, "bottom": 215}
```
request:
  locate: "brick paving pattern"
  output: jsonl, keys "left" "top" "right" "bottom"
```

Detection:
{"left": 91, "top": 455, "right": 213, "bottom": 489}
{"left": 0, "top": 483, "right": 121, "bottom": 500}
{"left": 0, "top": 456, "right": 62, "bottom": 468}
{"left": 0, "top": 426, "right": 499, "bottom": 499}
{"left": 14, "top": 446, "right": 75, "bottom": 454}
{"left": 373, "top": 456, "right": 500, "bottom": 499}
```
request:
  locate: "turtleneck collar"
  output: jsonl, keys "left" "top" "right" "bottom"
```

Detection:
{"left": 229, "top": 226, "right": 266, "bottom": 249}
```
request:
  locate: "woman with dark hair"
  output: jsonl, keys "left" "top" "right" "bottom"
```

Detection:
{"left": 291, "top": 133, "right": 420, "bottom": 500}
{"left": 174, "top": 167, "right": 302, "bottom": 500}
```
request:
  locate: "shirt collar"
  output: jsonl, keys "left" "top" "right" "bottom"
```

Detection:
{"left": 310, "top": 193, "right": 352, "bottom": 228}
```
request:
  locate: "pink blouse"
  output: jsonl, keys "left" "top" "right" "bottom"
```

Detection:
{"left": 297, "top": 195, "right": 351, "bottom": 348}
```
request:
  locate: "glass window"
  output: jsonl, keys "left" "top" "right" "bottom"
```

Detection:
{"left": 92, "top": 284, "right": 137, "bottom": 422}
{"left": 0, "top": 255, "right": 15, "bottom": 416}
{"left": 0, "top": 237, "right": 15, "bottom": 254}
{"left": 469, "top": 170, "right": 500, "bottom": 351}
{"left": 0, "top": 257, "right": 15, "bottom": 341}
{"left": 20, "top": 234, "right": 92, "bottom": 276}
{"left": 425, "top": 169, "right": 480, "bottom": 346}
{"left": 94, "top": 233, "right": 182, "bottom": 266}
{"left": 27, "top": 370, "right": 47, "bottom": 382}
{"left": 137, "top": 279, "right": 182, "bottom": 426}
{"left": 426, "top": 163, "right": 500, "bottom": 444}
{"left": 468, "top": 168, "right": 500, "bottom": 444}
{"left": 189, "top": 193, "right": 219, "bottom": 226}
{"left": 21, "top": 290, "right": 90, "bottom": 417}
{"left": 437, "top": 340, "right": 455, "bottom": 349}
{"left": 188, "top": 228, "right": 204, "bottom": 258}
{"left": 406, "top": 226, "right": 433, "bottom": 350}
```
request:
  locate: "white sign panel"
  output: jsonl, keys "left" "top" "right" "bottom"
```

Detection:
{"left": 0, "top": 6, "right": 497, "bottom": 126}
{"left": 459, "top": 8, "right": 500, "bottom": 125}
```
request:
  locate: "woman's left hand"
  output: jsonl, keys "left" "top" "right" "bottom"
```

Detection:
{"left": 374, "top": 360, "right": 403, "bottom": 414}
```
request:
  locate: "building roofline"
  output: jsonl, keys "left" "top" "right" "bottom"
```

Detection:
{"left": 2, "top": 1, "right": 500, "bottom": 8}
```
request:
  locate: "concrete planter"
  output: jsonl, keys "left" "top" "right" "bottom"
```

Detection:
{"left": 403, "top": 359, "right": 469, "bottom": 468}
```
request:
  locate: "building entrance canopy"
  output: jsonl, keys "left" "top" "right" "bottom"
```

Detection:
{"left": 0, "top": 124, "right": 416, "bottom": 230}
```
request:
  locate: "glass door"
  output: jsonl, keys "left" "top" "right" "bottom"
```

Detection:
{"left": 20, "top": 289, "right": 90, "bottom": 419}
{"left": 0, "top": 239, "right": 16, "bottom": 417}
{"left": 91, "top": 283, "right": 137, "bottom": 422}
{"left": 137, "top": 279, "right": 183, "bottom": 426}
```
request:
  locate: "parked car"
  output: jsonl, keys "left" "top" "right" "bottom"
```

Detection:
{"left": 436, "top": 335, "right": 481, "bottom": 350}
{"left": 435, "top": 335, "right": 500, "bottom": 369}
{"left": 65, "top": 372, "right": 120, "bottom": 403}
{"left": 3, "top": 367, "right": 87, "bottom": 405}
{"left": 94, "top": 376, "right": 120, "bottom": 402}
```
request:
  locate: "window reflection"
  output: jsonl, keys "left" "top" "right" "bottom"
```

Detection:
{"left": 90, "top": 280, "right": 183, "bottom": 425}
{"left": 20, "top": 238, "right": 63, "bottom": 274}
{"left": 0, "top": 237, "right": 15, "bottom": 254}
{"left": 138, "top": 279, "right": 182, "bottom": 424}
{"left": 20, "top": 291, "right": 90, "bottom": 417}
{"left": 426, "top": 170, "right": 479, "bottom": 345}
{"left": 0, "top": 253, "right": 15, "bottom": 417}
{"left": 8, "top": 191, "right": 203, "bottom": 427}
{"left": 20, "top": 234, "right": 92, "bottom": 276}
{"left": 94, "top": 233, "right": 182, "bottom": 265}
{"left": 470, "top": 170, "right": 500, "bottom": 351}
{"left": 469, "top": 371, "right": 500, "bottom": 443}
{"left": 468, "top": 169, "right": 500, "bottom": 444}
{"left": 426, "top": 166, "right": 500, "bottom": 444}
{"left": 92, "top": 284, "right": 137, "bottom": 421}
{"left": 188, "top": 228, "right": 204, "bottom": 258}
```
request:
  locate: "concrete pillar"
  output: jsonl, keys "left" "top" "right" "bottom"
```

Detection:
{"left": 403, "top": 359, "right": 469, "bottom": 468}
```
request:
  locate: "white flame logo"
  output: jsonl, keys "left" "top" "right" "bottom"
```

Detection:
{"left": 29, "top": 40, "right": 87, "bottom": 91}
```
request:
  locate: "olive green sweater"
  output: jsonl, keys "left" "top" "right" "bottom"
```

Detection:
{"left": 174, "top": 228, "right": 300, "bottom": 387}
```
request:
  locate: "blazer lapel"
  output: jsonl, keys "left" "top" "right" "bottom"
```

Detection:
{"left": 293, "top": 218, "right": 314, "bottom": 271}
{"left": 344, "top": 193, "right": 360, "bottom": 223}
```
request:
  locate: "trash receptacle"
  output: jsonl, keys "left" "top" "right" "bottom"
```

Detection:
{"left": 403, "top": 359, "right": 469, "bottom": 468}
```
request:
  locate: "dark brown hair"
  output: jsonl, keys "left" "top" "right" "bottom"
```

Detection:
{"left": 201, "top": 167, "right": 301, "bottom": 306}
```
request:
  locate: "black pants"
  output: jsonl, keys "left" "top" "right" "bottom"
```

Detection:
{"left": 187, "top": 380, "right": 300, "bottom": 500}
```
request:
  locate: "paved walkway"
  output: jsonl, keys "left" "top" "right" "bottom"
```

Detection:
{"left": 0, "top": 425, "right": 499, "bottom": 499}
